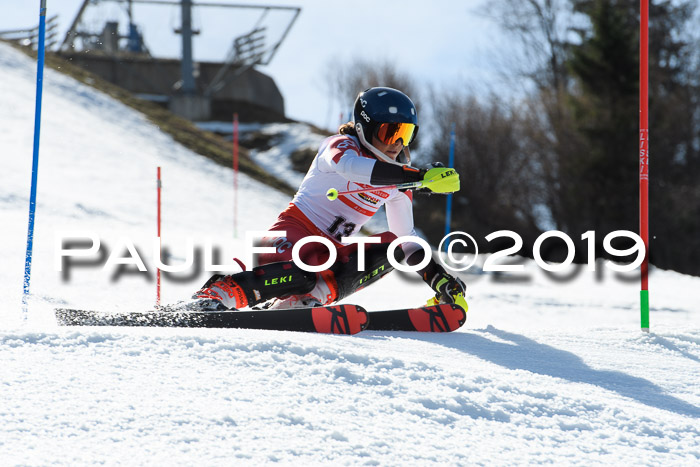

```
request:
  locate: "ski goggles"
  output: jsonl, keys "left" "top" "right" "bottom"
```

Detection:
{"left": 375, "top": 122, "right": 417, "bottom": 146}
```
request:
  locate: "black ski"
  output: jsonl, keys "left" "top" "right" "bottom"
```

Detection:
{"left": 367, "top": 304, "right": 466, "bottom": 332}
{"left": 54, "top": 303, "right": 465, "bottom": 334}
{"left": 55, "top": 305, "right": 368, "bottom": 335}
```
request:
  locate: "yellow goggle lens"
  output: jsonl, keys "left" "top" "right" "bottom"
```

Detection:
{"left": 376, "top": 122, "right": 416, "bottom": 146}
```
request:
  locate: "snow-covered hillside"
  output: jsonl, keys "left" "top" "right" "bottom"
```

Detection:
{"left": 1, "top": 42, "right": 698, "bottom": 465}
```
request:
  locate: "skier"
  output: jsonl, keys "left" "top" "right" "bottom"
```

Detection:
{"left": 189, "top": 87, "right": 468, "bottom": 312}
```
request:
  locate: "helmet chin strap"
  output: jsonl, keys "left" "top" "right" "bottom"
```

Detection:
{"left": 401, "top": 146, "right": 412, "bottom": 165}
{"left": 355, "top": 123, "right": 410, "bottom": 167}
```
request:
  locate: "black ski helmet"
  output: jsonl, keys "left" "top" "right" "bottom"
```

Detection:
{"left": 353, "top": 87, "right": 418, "bottom": 165}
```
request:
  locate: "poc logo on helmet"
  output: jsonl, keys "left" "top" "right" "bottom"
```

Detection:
{"left": 360, "top": 110, "right": 371, "bottom": 122}
{"left": 360, "top": 98, "right": 368, "bottom": 107}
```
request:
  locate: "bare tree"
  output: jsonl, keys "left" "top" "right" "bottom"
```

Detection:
{"left": 481, "top": 0, "right": 574, "bottom": 93}
{"left": 416, "top": 89, "right": 547, "bottom": 248}
{"left": 325, "top": 57, "right": 421, "bottom": 120}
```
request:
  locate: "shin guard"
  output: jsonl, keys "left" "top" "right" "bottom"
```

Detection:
{"left": 332, "top": 242, "right": 404, "bottom": 302}
{"left": 198, "top": 262, "right": 316, "bottom": 308}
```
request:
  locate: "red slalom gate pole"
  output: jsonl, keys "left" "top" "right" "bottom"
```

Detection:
{"left": 157, "top": 166, "right": 162, "bottom": 306}
{"left": 233, "top": 113, "right": 239, "bottom": 238}
{"left": 639, "top": 0, "right": 650, "bottom": 332}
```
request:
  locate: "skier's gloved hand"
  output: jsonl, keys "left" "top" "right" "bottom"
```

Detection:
{"left": 428, "top": 271, "right": 468, "bottom": 311}
{"left": 420, "top": 166, "right": 460, "bottom": 193}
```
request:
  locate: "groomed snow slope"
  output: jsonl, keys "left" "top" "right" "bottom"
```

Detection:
{"left": 1, "top": 43, "right": 698, "bottom": 465}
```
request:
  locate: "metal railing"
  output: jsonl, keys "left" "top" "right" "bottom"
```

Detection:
{"left": 0, "top": 15, "right": 59, "bottom": 50}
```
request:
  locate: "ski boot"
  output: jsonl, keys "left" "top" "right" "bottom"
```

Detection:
{"left": 189, "top": 261, "right": 318, "bottom": 311}
{"left": 427, "top": 272, "right": 469, "bottom": 312}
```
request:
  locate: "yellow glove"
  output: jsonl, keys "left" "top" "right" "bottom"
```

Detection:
{"left": 421, "top": 167, "right": 460, "bottom": 193}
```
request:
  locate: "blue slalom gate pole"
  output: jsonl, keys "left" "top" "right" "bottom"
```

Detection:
{"left": 443, "top": 124, "right": 456, "bottom": 251}
{"left": 22, "top": 0, "right": 48, "bottom": 318}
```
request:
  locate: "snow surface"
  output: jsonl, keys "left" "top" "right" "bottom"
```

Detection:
{"left": 1, "top": 42, "right": 699, "bottom": 465}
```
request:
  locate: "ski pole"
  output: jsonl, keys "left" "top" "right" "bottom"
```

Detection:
{"left": 326, "top": 181, "right": 425, "bottom": 201}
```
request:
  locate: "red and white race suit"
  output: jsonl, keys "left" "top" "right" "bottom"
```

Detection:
{"left": 257, "top": 134, "right": 421, "bottom": 305}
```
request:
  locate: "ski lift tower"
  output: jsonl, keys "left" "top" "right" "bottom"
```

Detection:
{"left": 170, "top": 0, "right": 300, "bottom": 120}
{"left": 172, "top": 0, "right": 200, "bottom": 117}
{"left": 178, "top": 0, "right": 195, "bottom": 94}
{"left": 59, "top": 0, "right": 301, "bottom": 121}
